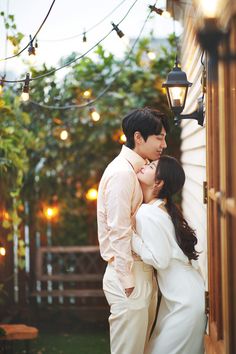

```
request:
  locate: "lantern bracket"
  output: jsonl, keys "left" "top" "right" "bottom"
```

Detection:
{"left": 174, "top": 97, "right": 204, "bottom": 126}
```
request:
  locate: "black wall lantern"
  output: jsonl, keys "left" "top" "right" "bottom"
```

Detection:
{"left": 162, "top": 60, "right": 205, "bottom": 126}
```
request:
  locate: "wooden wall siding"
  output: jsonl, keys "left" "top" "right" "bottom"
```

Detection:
{"left": 179, "top": 4, "right": 207, "bottom": 279}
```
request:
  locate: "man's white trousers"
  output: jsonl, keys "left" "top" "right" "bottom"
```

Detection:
{"left": 103, "top": 260, "right": 157, "bottom": 354}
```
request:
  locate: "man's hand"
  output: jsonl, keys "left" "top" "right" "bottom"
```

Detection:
{"left": 125, "top": 287, "right": 134, "bottom": 297}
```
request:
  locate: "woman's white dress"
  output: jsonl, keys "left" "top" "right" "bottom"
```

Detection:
{"left": 132, "top": 199, "right": 206, "bottom": 354}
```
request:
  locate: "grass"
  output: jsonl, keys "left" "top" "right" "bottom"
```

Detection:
{"left": 12, "top": 330, "right": 110, "bottom": 354}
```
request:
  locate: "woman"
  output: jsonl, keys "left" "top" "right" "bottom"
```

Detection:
{"left": 132, "top": 156, "right": 206, "bottom": 354}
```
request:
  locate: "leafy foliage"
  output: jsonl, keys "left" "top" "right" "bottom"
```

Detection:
{"left": 0, "top": 11, "right": 24, "bottom": 54}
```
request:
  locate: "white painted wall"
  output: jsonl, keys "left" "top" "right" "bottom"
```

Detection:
{"left": 179, "top": 6, "right": 208, "bottom": 281}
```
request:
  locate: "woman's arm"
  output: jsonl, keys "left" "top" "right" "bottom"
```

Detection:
{"left": 132, "top": 213, "right": 172, "bottom": 269}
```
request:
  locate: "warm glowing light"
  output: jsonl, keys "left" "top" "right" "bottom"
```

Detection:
{"left": 172, "top": 87, "right": 183, "bottom": 98}
{"left": 169, "top": 87, "right": 187, "bottom": 107}
{"left": 90, "top": 110, "right": 100, "bottom": 122}
{"left": 44, "top": 206, "right": 59, "bottom": 220}
{"left": 0, "top": 244, "right": 6, "bottom": 256}
{"left": 147, "top": 51, "right": 156, "bottom": 60}
{"left": 119, "top": 134, "right": 127, "bottom": 143}
{"left": 200, "top": 0, "right": 219, "bottom": 18}
{"left": 21, "top": 92, "right": 29, "bottom": 102}
{"left": 162, "top": 10, "right": 171, "bottom": 19}
{"left": 2, "top": 210, "right": 10, "bottom": 220}
{"left": 121, "top": 36, "right": 130, "bottom": 49}
{"left": 86, "top": 188, "right": 98, "bottom": 201}
{"left": 60, "top": 130, "right": 69, "bottom": 140}
{"left": 46, "top": 208, "right": 53, "bottom": 218}
{"left": 83, "top": 90, "right": 91, "bottom": 99}
{"left": 28, "top": 53, "right": 36, "bottom": 65}
{"left": 21, "top": 74, "right": 30, "bottom": 102}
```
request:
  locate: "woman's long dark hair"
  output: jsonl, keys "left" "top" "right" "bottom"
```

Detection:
{"left": 156, "top": 155, "right": 199, "bottom": 261}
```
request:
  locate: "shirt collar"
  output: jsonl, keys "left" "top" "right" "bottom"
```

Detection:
{"left": 120, "top": 145, "right": 147, "bottom": 173}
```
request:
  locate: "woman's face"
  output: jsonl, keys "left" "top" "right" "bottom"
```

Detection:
{"left": 137, "top": 160, "right": 158, "bottom": 187}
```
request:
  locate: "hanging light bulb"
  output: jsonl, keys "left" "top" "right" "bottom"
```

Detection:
{"left": 28, "top": 35, "right": 36, "bottom": 65}
{"left": 83, "top": 90, "right": 92, "bottom": 99}
{"left": 83, "top": 30, "right": 87, "bottom": 43}
{"left": 119, "top": 133, "right": 127, "bottom": 144}
{"left": 0, "top": 242, "right": 6, "bottom": 256}
{"left": 85, "top": 188, "right": 98, "bottom": 201}
{"left": 60, "top": 129, "right": 69, "bottom": 140}
{"left": 21, "top": 73, "right": 30, "bottom": 102}
{"left": 111, "top": 22, "right": 124, "bottom": 38}
{"left": 199, "top": 0, "right": 219, "bottom": 18}
{"left": 149, "top": 5, "right": 163, "bottom": 15}
{"left": 162, "top": 10, "right": 171, "bottom": 19}
{"left": 0, "top": 76, "right": 5, "bottom": 95}
{"left": 147, "top": 51, "right": 156, "bottom": 60}
{"left": 149, "top": 5, "right": 171, "bottom": 18}
{"left": 79, "top": 30, "right": 89, "bottom": 54}
{"left": 89, "top": 107, "right": 100, "bottom": 122}
{"left": 43, "top": 205, "right": 59, "bottom": 221}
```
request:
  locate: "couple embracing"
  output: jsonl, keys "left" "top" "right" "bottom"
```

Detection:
{"left": 97, "top": 108, "right": 206, "bottom": 354}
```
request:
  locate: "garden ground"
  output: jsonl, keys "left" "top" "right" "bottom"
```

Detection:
{"left": 12, "top": 328, "right": 109, "bottom": 354}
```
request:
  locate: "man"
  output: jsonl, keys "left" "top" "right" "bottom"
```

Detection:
{"left": 97, "top": 107, "right": 169, "bottom": 354}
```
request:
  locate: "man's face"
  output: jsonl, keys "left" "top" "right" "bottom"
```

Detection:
{"left": 140, "top": 127, "right": 167, "bottom": 161}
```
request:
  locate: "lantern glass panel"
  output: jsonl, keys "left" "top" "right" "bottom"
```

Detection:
{"left": 168, "top": 86, "right": 188, "bottom": 108}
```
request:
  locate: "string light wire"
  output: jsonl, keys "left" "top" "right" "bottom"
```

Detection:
{"left": 39, "top": 0, "right": 128, "bottom": 42}
{"left": 1, "top": 0, "right": 139, "bottom": 84}
{"left": 29, "top": 1, "right": 157, "bottom": 110}
{"left": 0, "top": 0, "right": 56, "bottom": 62}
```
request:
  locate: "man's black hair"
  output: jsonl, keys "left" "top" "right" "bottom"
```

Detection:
{"left": 122, "top": 107, "right": 169, "bottom": 149}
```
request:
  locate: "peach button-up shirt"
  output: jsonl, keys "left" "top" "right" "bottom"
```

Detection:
{"left": 97, "top": 145, "right": 145, "bottom": 290}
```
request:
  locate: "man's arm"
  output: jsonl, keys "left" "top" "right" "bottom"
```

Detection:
{"left": 105, "top": 170, "right": 136, "bottom": 292}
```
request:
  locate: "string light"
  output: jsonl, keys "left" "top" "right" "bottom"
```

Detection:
{"left": 83, "top": 90, "right": 92, "bottom": 99}
{"left": 162, "top": 10, "right": 171, "bottom": 19}
{"left": 119, "top": 133, "right": 127, "bottom": 143}
{"left": 21, "top": 73, "right": 30, "bottom": 102}
{"left": 147, "top": 51, "right": 156, "bottom": 60}
{"left": 39, "top": 0, "right": 128, "bottom": 42}
{"left": 28, "top": 2, "right": 156, "bottom": 110}
{"left": 1, "top": 0, "right": 139, "bottom": 84}
{"left": 28, "top": 35, "right": 36, "bottom": 65}
{"left": 0, "top": 76, "right": 5, "bottom": 94}
{"left": 0, "top": 242, "right": 6, "bottom": 256}
{"left": 43, "top": 205, "right": 59, "bottom": 221}
{"left": 83, "top": 31, "right": 87, "bottom": 43}
{"left": 0, "top": 0, "right": 56, "bottom": 62}
{"left": 89, "top": 107, "right": 100, "bottom": 122}
{"left": 149, "top": 5, "right": 171, "bottom": 18}
{"left": 111, "top": 22, "right": 124, "bottom": 38}
{"left": 60, "top": 129, "right": 69, "bottom": 140}
{"left": 85, "top": 188, "right": 98, "bottom": 201}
